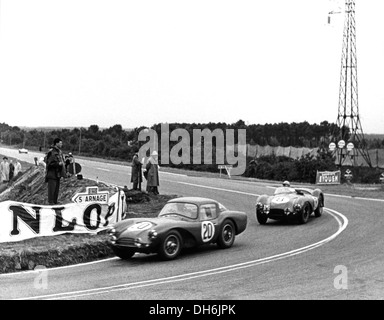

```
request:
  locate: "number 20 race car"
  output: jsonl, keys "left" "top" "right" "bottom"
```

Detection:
{"left": 255, "top": 186, "right": 324, "bottom": 225}
{"left": 108, "top": 197, "right": 248, "bottom": 260}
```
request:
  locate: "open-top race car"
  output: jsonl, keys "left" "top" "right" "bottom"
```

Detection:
{"left": 108, "top": 197, "right": 248, "bottom": 260}
{"left": 255, "top": 185, "right": 324, "bottom": 225}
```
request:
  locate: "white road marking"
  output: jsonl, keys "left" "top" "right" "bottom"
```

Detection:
{"left": 160, "top": 171, "right": 188, "bottom": 177}
{"left": 323, "top": 193, "right": 384, "bottom": 202}
{"left": 162, "top": 180, "right": 260, "bottom": 197}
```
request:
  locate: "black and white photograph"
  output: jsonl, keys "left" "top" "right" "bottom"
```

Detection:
{"left": 0, "top": 0, "right": 383, "bottom": 306}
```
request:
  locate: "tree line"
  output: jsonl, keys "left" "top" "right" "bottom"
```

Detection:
{"left": 1, "top": 120, "right": 384, "bottom": 159}
{"left": 2, "top": 120, "right": 384, "bottom": 183}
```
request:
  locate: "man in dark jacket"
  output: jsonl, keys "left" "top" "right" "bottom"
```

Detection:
{"left": 130, "top": 153, "right": 143, "bottom": 190}
{"left": 45, "top": 138, "right": 67, "bottom": 204}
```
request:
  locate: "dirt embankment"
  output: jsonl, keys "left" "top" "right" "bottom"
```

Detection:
{"left": 0, "top": 165, "right": 177, "bottom": 273}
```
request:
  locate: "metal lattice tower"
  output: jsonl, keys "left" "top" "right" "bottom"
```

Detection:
{"left": 335, "top": 0, "right": 372, "bottom": 167}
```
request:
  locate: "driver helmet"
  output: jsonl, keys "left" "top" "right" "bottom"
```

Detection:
{"left": 282, "top": 180, "right": 290, "bottom": 187}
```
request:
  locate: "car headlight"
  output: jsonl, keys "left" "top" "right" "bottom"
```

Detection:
{"left": 134, "top": 237, "right": 143, "bottom": 248}
{"left": 148, "top": 229, "right": 158, "bottom": 240}
{"left": 109, "top": 230, "right": 117, "bottom": 244}
{"left": 263, "top": 204, "right": 270, "bottom": 213}
{"left": 293, "top": 204, "right": 301, "bottom": 212}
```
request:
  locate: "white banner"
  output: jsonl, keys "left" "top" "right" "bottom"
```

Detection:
{"left": 0, "top": 190, "right": 126, "bottom": 243}
{"left": 316, "top": 170, "right": 341, "bottom": 185}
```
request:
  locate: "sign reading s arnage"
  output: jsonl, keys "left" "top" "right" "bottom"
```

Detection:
{"left": 0, "top": 191, "right": 125, "bottom": 243}
{"left": 316, "top": 170, "right": 341, "bottom": 185}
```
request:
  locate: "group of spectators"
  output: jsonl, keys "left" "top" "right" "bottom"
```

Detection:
{"left": 0, "top": 156, "right": 21, "bottom": 183}
{"left": 1, "top": 138, "right": 160, "bottom": 206}
{"left": 44, "top": 137, "right": 161, "bottom": 206}
{"left": 130, "top": 150, "right": 160, "bottom": 195}
{"left": 2, "top": 137, "right": 161, "bottom": 206}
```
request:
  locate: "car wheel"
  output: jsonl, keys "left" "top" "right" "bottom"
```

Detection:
{"left": 112, "top": 247, "right": 135, "bottom": 260}
{"left": 217, "top": 220, "right": 235, "bottom": 249}
{"left": 158, "top": 230, "right": 182, "bottom": 260}
{"left": 256, "top": 211, "right": 268, "bottom": 225}
{"left": 314, "top": 196, "right": 323, "bottom": 217}
{"left": 298, "top": 202, "right": 311, "bottom": 224}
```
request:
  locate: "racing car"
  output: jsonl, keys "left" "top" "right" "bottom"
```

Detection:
{"left": 108, "top": 197, "right": 248, "bottom": 260}
{"left": 255, "top": 185, "right": 324, "bottom": 225}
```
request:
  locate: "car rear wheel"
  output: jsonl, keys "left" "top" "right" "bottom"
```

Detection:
{"left": 112, "top": 247, "right": 135, "bottom": 260}
{"left": 298, "top": 202, "right": 311, "bottom": 224}
{"left": 256, "top": 211, "right": 268, "bottom": 225}
{"left": 158, "top": 230, "right": 182, "bottom": 260}
{"left": 217, "top": 220, "right": 235, "bottom": 249}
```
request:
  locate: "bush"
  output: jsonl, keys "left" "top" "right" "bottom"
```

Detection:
{"left": 244, "top": 149, "right": 340, "bottom": 184}
{"left": 340, "top": 166, "right": 384, "bottom": 184}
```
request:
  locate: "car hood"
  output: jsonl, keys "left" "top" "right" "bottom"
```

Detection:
{"left": 268, "top": 193, "right": 300, "bottom": 209}
{"left": 113, "top": 216, "right": 191, "bottom": 238}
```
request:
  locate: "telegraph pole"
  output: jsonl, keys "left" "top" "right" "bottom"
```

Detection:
{"left": 79, "top": 128, "right": 82, "bottom": 156}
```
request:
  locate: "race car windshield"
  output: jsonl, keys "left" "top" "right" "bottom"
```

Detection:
{"left": 274, "top": 187, "right": 296, "bottom": 195}
{"left": 159, "top": 202, "right": 198, "bottom": 219}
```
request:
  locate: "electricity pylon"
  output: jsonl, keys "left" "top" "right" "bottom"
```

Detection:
{"left": 333, "top": 0, "right": 372, "bottom": 167}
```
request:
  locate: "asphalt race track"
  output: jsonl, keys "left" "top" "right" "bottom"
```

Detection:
{"left": 1, "top": 147, "right": 384, "bottom": 300}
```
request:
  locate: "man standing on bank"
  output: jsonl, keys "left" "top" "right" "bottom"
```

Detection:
{"left": 145, "top": 151, "right": 160, "bottom": 195}
{"left": 45, "top": 138, "right": 67, "bottom": 205}
{"left": 0, "top": 157, "right": 10, "bottom": 183}
{"left": 130, "top": 152, "right": 143, "bottom": 190}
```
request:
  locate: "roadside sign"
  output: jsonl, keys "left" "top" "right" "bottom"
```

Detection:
{"left": 338, "top": 140, "right": 346, "bottom": 149}
{"left": 218, "top": 165, "right": 233, "bottom": 178}
{"left": 347, "top": 142, "right": 354, "bottom": 151}
{"left": 68, "top": 162, "right": 82, "bottom": 175}
{"left": 316, "top": 170, "right": 341, "bottom": 185}
{"left": 344, "top": 169, "right": 353, "bottom": 181}
{"left": 72, "top": 186, "right": 110, "bottom": 204}
{"left": 329, "top": 142, "right": 336, "bottom": 151}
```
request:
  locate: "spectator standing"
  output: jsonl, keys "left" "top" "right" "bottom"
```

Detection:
{"left": 0, "top": 157, "right": 10, "bottom": 183}
{"left": 45, "top": 138, "right": 67, "bottom": 205}
{"left": 9, "top": 159, "right": 15, "bottom": 181}
{"left": 13, "top": 159, "right": 22, "bottom": 177}
{"left": 130, "top": 152, "right": 143, "bottom": 190}
{"left": 65, "top": 152, "right": 74, "bottom": 174}
{"left": 145, "top": 151, "right": 160, "bottom": 195}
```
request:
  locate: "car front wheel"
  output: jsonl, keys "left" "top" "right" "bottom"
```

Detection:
{"left": 256, "top": 211, "right": 268, "bottom": 225}
{"left": 298, "top": 202, "right": 311, "bottom": 224}
{"left": 217, "top": 220, "right": 235, "bottom": 249}
{"left": 112, "top": 247, "right": 135, "bottom": 260}
{"left": 158, "top": 230, "right": 182, "bottom": 260}
{"left": 314, "top": 197, "right": 323, "bottom": 217}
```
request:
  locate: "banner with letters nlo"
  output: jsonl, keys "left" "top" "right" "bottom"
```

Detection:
{"left": 0, "top": 190, "right": 126, "bottom": 243}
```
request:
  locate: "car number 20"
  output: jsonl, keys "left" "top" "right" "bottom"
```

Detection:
{"left": 201, "top": 221, "right": 215, "bottom": 242}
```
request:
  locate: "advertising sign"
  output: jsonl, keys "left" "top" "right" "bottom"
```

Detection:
{"left": 316, "top": 170, "right": 341, "bottom": 185}
{"left": 0, "top": 191, "right": 125, "bottom": 243}
{"left": 344, "top": 169, "right": 353, "bottom": 181}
